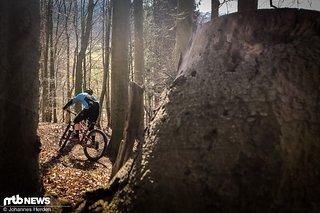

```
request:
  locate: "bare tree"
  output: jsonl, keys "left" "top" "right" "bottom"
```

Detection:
{"left": 108, "top": 0, "right": 131, "bottom": 161}
{"left": 98, "top": 0, "right": 112, "bottom": 128}
{"left": 74, "top": 0, "right": 95, "bottom": 112}
{"left": 41, "top": 0, "right": 53, "bottom": 122}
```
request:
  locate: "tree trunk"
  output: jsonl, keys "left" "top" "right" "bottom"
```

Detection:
{"left": 238, "top": 0, "right": 258, "bottom": 12}
{"left": 0, "top": 0, "right": 41, "bottom": 199}
{"left": 111, "top": 82, "right": 144, "bottom": 177}
{"left": 75, "top": 0, "right": 95, "bottom": 112}
{"left": 98, "top": 0, "right": 112, "bottom": 128}
{"left": 175, "top": 0, "right": 194, "bottom": 69}
{"left": 133, "top": 0, "right": 144, "bottom": 85}
{"left": 77, "top": 9, "right": 320, "bottom": 213}
{"left": 48, "top": 0, "right": 54, "bottom": 122}
{"left": 211, "top": 0, "right": 220, "bottom": 19}
{"left": 108, "top": 0, "right": 130, "bottom": 161}
{"left": 42, "top": 0, "right": 52, "bottom": 122}
{"left": 64, "top": 0, "right": 72, "bottom": 123}
{"left": 133, "top": 0, "right": 145, "bottom": 145}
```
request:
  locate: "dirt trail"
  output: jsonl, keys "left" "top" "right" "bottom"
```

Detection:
{"left": 38, "top": 123, "right": 112, "bottom": 206}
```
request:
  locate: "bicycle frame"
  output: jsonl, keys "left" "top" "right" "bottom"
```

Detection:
{"left": 66, "top": 109, "right": 92, "bottom": 145}
{"left": 60, "top": 110, "right": 108, "bottom": 160}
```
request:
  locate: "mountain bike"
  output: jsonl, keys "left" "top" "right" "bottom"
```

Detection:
{"left": 59, "top": 110, "right": 109, "bottom": 161}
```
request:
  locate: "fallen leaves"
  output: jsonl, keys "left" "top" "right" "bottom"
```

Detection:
{"left": 38, "top": 122, "right": 112, "bottom": 206}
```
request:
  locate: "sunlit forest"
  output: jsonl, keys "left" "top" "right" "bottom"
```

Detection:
{"left": 1, "top": 0, "right": 320, "bottom": 212}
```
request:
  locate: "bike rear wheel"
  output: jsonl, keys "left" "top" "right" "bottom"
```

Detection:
{"left": 59, "top": 123, "right": 72, "bottom": 152}
{"left": 83, "top": 129, "right": 109, "bottom": 161}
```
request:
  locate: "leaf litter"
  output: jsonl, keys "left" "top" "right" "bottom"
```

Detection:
{"left": 38, "top": 123, "right": 112, "bottom": 207}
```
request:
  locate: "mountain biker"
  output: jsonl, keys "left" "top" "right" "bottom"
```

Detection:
{"left": 63, "top": 89, "right": 100, "bottom": 140}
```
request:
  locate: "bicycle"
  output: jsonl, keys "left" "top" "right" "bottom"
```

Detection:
{"left": 59, "top": 110, "right": 109, "bottom": 161}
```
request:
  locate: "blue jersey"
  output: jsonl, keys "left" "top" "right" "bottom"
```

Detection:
{"left": 72, "top": 92, "right": 98, "bottom": 109}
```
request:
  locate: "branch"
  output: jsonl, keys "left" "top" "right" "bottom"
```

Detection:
{"left": 270, "top": 0, "right": 277, "bottom": 8}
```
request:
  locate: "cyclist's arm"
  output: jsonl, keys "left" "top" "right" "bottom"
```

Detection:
{"left": 63, "top": 99, "right": 73, "bottom": 110}
{"left": 63, "top": 93, "right": 87, "bottom": 110}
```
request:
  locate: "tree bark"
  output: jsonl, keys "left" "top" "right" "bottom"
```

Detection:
{"left": 175, "top": 0, "right": 194, "bottom": 69}
{"left": 42, "top": 0, "right": 52, "bottom": 122}
{"left": 111, "top": 82, "right": 144, "bottom": 177}
{"left": 98, "top": 0, "right": 112, "bottom": 128}
{"left": 133, "top": 0, "right": 145, "bottom": 146}
{"left": 238, "top": 0, "right": 258, "bottom": 12}
{"left": 108, "top": 0, "right": 130, "bottom": 161}
{"left": 211, "top": 0, "right": 220, "bottom": 19}
{"left": 75, "top": 0, "right": 95, "bottom": 112}
{"left": 0, "top": 0, "right": 41, "bottom": 199}
{"left": 77, "top": 9, "right": 320, "bottom": 213}
{"left": 63, "top": 0, "right": 72, "bottom": 123}
{"left": 48, "top": 0, "right": 54, "bottom": 122}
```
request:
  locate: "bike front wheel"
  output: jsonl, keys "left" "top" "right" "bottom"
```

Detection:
{"left": 84, "top": 129, "right": 109, "bottom": 161}
{"left": 59, "top": 122, "right": 72, "bottom": 152}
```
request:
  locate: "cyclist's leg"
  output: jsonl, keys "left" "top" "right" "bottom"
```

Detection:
{"left": 88, "top": 103, "right": 100, "bottom": 130}
{"left": 73, "top": 109, "right": 89, "bottom": 138}
{"left": 88, "top": 103, "right": 100, "bottom": 143}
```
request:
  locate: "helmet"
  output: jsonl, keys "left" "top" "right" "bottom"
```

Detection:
{"left": 84, "top": 89, "right": 93, "bottom": 95}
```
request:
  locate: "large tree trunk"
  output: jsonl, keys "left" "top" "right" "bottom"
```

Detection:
{"left": 108, "top": 0, "right": 130, "bottom": 161}
{"left": 77, "top": 9, "right": 320, "bottom": 213}
{"left": 0, "top": 0, "right": 41, "bottom": 199}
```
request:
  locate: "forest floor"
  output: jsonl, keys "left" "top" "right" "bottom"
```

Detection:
{"left": 38, "top": 123, "right": 112, "bottom": 207}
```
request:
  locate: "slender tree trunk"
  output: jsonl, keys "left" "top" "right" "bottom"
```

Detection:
{"left": 64, "top": 0, "right": 72, "bottom": 122}
{"left": 75, "top": 0, "right": 95, "bottom": 112}
{"left": 42, "top": 0, "right": 52, "bottom": 122}
{"left": 133, "top": 0, "right": 145, "bottom": 145}
{"left": 211, "top": 0, "right": 220, "bottom": 19}
{"left": 106, "top": 1, "right": 112, "bottom": 127}
{"left": 133, "top": 0, "right": 144, "bottom": 85}
{"left": 72, "top": 0, "right": 79, "bottom": 102}
{"left": 40, "top": 0, "right": 45, "bottom": 121}
{"left": 175, "top": 0, "right": 194, "bottom": 69}
{"left": 238, "top": 0, "right": 258, "bottom": 12}
{"left": 88, "top": 29, "right": 93, "bottom": 89}
{"left": 108, "top": 0, "right": 130, "bottom": 161}
{"left": 83, "top": 54, "right": 87, "bottom": 89}
{"left": 0, "top": 0, "right": 41, "bottom": 199}
{"left": 98, "top": 0, "right": 112, "bottom": 128}
{"left": 48, "top": 21, "right": 54, "bottom": 122}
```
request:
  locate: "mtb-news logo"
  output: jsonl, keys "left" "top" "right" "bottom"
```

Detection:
{"left": 2, "top": 195, "right": 51, "bottom": 212}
